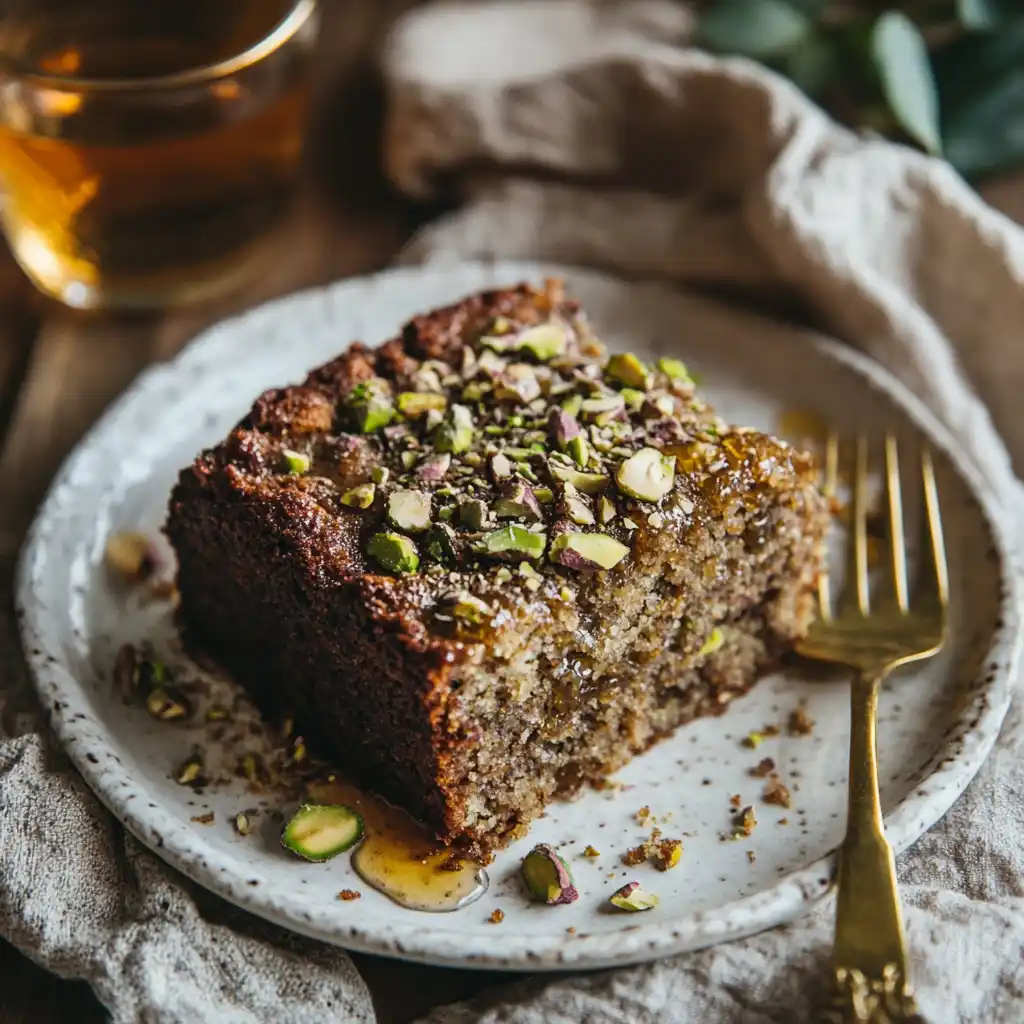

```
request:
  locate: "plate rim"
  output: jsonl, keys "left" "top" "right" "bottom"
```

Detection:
{"left": 15, "top": 260, "right": 1024, "bottom": 971}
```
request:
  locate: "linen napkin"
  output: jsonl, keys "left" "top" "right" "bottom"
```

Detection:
{"left": 381, "top": 1, "right": 1024, "bottom": 1021}
{"left": 2, "top": 2, "right": 1024, "bottom": 1022}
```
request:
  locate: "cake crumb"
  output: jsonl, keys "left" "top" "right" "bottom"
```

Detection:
{"left": 567, "top": 926, "right": 577, "bottom": 934}
{"left": 191, "top": 812, "right": 215, "bottom": 825}
{"left": 778, "top": 817, "right": 790, "bottom": 826}
{"left": 337, "top": 889, "right": 361, "bottom": 901}
{"left": 763, "top": 776, "right": 792, "bottom": 808}
{"left": 762, "top": 724, "right": 780, "bottom": 737}
{"left": 751, "top": 757, "right": 776, "bottom": 778}
{"left": 653, "top": 838, "right": 682, "bottom": 871}
{"left": 789, "top": 707, "right": 814, "bottom": 735}
{"left": 622, "top": 844, "right": 647, "bottom": 867}
{"left": 636, "top": 806, "right": 651, "bottom": 824}
{"left": 747, "top": 850, "right": 757, "bottom": 864}
{"left": 729, "top": 793, "right": 742, "bottom": 808}
{"left": 489, "top": 908, "right": 504, "bottom": 924}
{"left": 582, "top": 845, "right": 601, "bottom": 858}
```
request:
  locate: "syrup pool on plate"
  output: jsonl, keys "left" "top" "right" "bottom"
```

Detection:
{"left": 307, "top": 777, "right": 488, "bottom": 913}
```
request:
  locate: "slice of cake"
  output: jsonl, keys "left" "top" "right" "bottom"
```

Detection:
{"left": 166, "top": 280, "right": 828, "bottom": 860}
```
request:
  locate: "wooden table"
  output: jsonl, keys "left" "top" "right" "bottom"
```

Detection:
{"left": 3, "top": 0, "right": 1024, "bottom": 1017}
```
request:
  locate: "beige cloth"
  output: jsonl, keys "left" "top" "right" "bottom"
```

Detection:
{"left": 380, "top": 1, "right": 1024, "bottom": 1021}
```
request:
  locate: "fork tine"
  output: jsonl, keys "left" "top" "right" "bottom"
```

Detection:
{"left": 885, "top": 435, "right": 909, "bottom": 613}
{"left": 851, "top": 435, "right": 871, "bottom": 616}
{"left": 920, "top": 449, "right": 949, "bottom": 610}
{"left": 817, "top": 432, "right": 840, "bottom": 622}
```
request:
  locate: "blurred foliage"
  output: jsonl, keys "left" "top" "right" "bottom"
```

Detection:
{"left": 695, "top": 0, "right": 1024, "bottom": 180}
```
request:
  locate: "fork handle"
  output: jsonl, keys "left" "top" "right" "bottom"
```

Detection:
{"left": 825, "top": 669, "right": 926, "bottom": 1023}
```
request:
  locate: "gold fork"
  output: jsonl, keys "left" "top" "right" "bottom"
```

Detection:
{"left": 796, "top": 435, "right": 948, "bottom": 1024}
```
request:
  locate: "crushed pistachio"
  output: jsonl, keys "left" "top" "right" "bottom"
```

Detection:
{"left": 476, "top": 525, "right": 547, "bottom": 561}
{"left": 435, "top": 403, "right": 475, "bottom": 453}
{"left": 347, "top": 378, "right": 394, "bottom": 433}
{"left": 550, "top": 532, "right": 629, "bottom": 572}
{"left": 582, "top": 845, "right": 601, "bottom": 858}
{"left": 616, "top": 446, "right": 675, "bottom": 502}
{"left": 515, "top": 323, "right": 566, "bottom": 360}
{"left": 657, "top": 356, "right": 693, "bottom": 383}
{"left": 521, "top": 844, "right": 579, "bottom": 905}
{"left": 742, "top": 731, "right": 765, "bottom": 749}
{"left": 340, "top": 483, "right": 376, "bottom": 509}
{"left": 452, "top": 592, "right": 493, "bottom": 625}
{"left": 493, "top": 481, "right": 543, "bottom": 522}
{"left": 368, "top": 532, "right": 420, "bottom": 573}
{"left": 175, "top": 751, "right": 205, "bottom": 787}
{"left": 105, "top": 531, "right": 159, "bottom": 583}
{"left": 610, "top": 880, "right": 659, "bottom": 912}
{"left": 606, "top": 352, "right": 650, "bottom": 389}
{"left": 235, "top": 812, "right": 252, "bottom": 836}
{"left": 549, "top": 461, "right": 609, "bottom": 494}
{"left": 398, "top": 391, "right": 447, "bottom": 418}
{"left": 387, "top": 490, "right": 432, "bottom": 533}
{"left": 282, "top": 449, "right": 310, "bottom": 475}
{"left": 146, "top": 686, "right": 192, "bottom": 723}
{"left": 699, "top": 627, "right": 724, "bottom": 657}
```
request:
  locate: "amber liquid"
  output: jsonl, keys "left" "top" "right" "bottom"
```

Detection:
{"left": 0, "top": 2, "right": 314, "bottom": 308}
{"left": 307, "top": 778, "right": 489, "bottom": 913}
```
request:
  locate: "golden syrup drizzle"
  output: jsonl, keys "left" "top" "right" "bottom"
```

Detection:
{"left": 307, "top": 778, "right": 488, "bottom": 913}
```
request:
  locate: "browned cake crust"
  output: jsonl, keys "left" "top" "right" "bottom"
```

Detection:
{"left": 166, "top": 280, "right": 828, "bottom": 860}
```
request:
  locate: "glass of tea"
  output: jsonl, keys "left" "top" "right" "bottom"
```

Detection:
{"left": 0, "top": 0, "right": 318, "bottom": 310}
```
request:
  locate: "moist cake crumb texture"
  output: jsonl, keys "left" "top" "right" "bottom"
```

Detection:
{"left": 165, "top": 279, "right": 829, "bottom": 861}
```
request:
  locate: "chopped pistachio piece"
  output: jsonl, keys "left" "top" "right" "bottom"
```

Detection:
{"left": 520, "top": 843, "right": 579, "bottom": 905}
{"left": 616, "top": 446, "right": 675, "bottom": 502}
{"left": 416, "top": 453, "right": 451, "bottom": 484}
{"left": 699, "top": 626, "right": 724, "bottom": 657}
{"left": 566, "top": 434, "right": 589, "bottom": 469}
{"left": 548, "top": 407, "right": 582, "bottom": 450}
{"left": 620, "top": 387, "right": 646, "bottom": 411}
{"left": 372, "top": 466, "right": 390, "bottom": 486}
{"left": 610, "top": 881, "right": 659, "bottom": 912}
{"left": 476, "top": 525, "right": 547, "bottom": 561}
{"left": 515, "top": 323, "right": 566, "bottom": 361}
{"left": 452, "top": 592, "right": 493, "bottom": 625}
{"left": 493, "top": 482, "right": 543, "bottom": 522}
{"left": 387, "top": 490, "right": 432, "bottom": 533}
{"left": 105, "top": 531, "right": 160, "bottom": 583}
{"left": 235, "top": 812, "right": 252, "bottom": 836}
{"left": 657, "top": 356, "right": 693, "bottom": 383}
{"left": 560, "top": 393, "right": 583, "bottom": 418}
{"left": 562, "top": 484, "right": 595, "bottom": 526}
{"left": 459, "top": 498, "right": 488, "bottom": 531}
{"left": 435, "top": 404, "right": 475, "bottom": 454}
{"left": 281, "top": 803, "right": 364, "bottom": 862}
{"left": 400, "top": 451, "right": 418, "bottom": 470}
{"left": 175, "top": 751, "right": 205, "bottom": 786}
{"left": 597, "top": 495, "right": 617, "bottom": 524}
{"left": 580, "top": 393, "right": 626, "bottom": 422}
{"left": 490, "top": 453, "right": 513, "bottom": 480}
{"left": 282, "top": 448, "right": 310, "bottom": 475}
{"left": 534, "top": 486, "right": 555, "bottom": 504}
{"left": 549, "top": 461, "right": 610, "bottom": 494}
{"left": 347, "top": 379, "right": 394, "bottom": 433}
{"left": 550, "top": 532, "right": 630, "bottom": 571}
{"left": 606, "top": 352, "right": 651, "bottom": 389}
{"left": 397, "top": 391, "right": 447, "bottom": 418}
{"left": 146, "top": 686, "right": 192, "bottom": 722}
{"left": 340, "top": 483, "right": 376, "bottom": 509}
{"left": 367, "top": 532, "right": 420, "bottom": 574}
{"left": 426, "top": 523, "right": 459, "bottom": 566}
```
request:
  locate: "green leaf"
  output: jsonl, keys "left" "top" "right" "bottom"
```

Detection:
{"left": 698, "top": 0, "right": 811, "bottom": 60}
{"left": 870, "top": 13, "right": 942, "bottom": 155}
{"left": 957, "top": 0, "right": 1018, "bottom": 30}
{"left": 942, "top": 69, "right": 1024, "bottom": 178}
{"left": 782, "top": 32, "right": 837, "bottom": 96}
{"left": 933, "top": 20, "right": 1024, "bottom": 107}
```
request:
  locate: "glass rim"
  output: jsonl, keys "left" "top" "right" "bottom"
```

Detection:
{"left": 0, "top": 0, "right": 316, "bottom": 92}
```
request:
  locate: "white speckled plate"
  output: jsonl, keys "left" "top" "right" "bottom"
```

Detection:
{"left": 17, "top": 262, "right": 1023, "bottom": 971}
